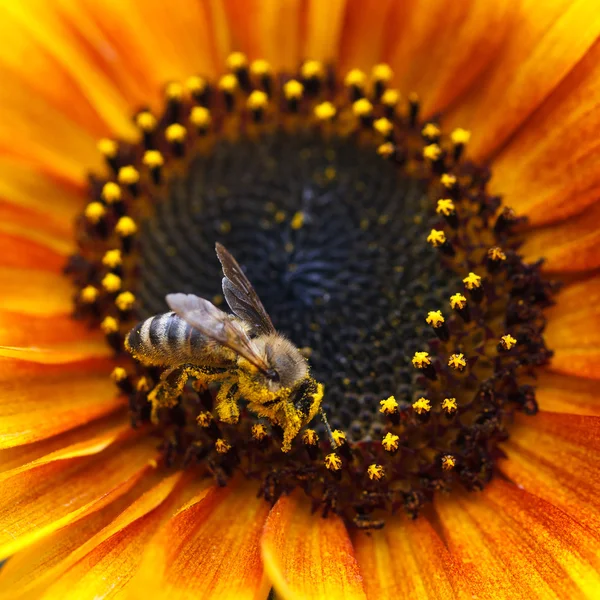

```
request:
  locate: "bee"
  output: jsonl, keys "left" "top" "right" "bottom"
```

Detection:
{"left": 125, "top": 243, "right": 332, "bottom": 452}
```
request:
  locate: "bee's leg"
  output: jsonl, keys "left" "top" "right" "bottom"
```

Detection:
{"left": 214, "top": 381, "right": 240, "bottom": 424}
{"left": 147, "top": 366, "right": 189, "bottom": 424}
{"left": 279, "top": 404, "right": 303, "bottom": 453}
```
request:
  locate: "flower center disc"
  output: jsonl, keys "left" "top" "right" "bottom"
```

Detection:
{"left": 68, "top": 56, "right": 556, "bottom": 528}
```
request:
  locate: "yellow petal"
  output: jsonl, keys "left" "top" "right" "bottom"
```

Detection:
{"left": 500, "top": 411, "right": 600, "bottom": 534}
{"left": 0, "top": 432, "right": 158, "bottom": 559}
{"left": 261, "top": 490, "right": 366, "bottom": 600}
{"left": 303, "top": 0, "right": 347, "bottom": 63}
{"left": 0, "top": 231, "right": 71, "bottom": 272}
{"left": 535, "top": 370, "right": 600, "bottom": 416}
{"left": 0, "top": 356, "right": 123, "bottom": 449}
{"left": 353, "top": 513, "right": 455, "bottom": 599}
{"left": 0, "top": 468, "right": 174, "bottom": 599}
{"left": 545, "top": 277, "right": 600, "bottom": 379}
{"left": 132, "top": 479, "right": 270, "bottom": 600}
{"left": 446, "top": 0, "right": 600, "bottom": 161}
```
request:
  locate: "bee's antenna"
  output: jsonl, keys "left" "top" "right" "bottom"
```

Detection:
{"left": 320, "top": 407, "right": 338, "bottom": 448}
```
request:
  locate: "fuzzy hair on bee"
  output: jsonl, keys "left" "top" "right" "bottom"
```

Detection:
{"left": 124, "top": 243, "right": 332, "bottom": 452}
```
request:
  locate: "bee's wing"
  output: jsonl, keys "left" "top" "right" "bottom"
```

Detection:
{"left": 215, "top": 242, "right": 276, "bottom": 336}
{"left": 166, "top": 293, "right": 271, "bottom": 373}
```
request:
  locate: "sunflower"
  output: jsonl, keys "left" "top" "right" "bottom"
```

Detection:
{"left": 0, "top": 1, "right": 599, "bottom": 598}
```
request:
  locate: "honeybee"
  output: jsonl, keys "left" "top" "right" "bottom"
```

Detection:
{"left": 125, "top": 243, "right": 331, "bottom": 452}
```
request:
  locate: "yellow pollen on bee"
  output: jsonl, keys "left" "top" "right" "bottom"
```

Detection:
{"left": 442, "top": 397, "right": 458, "bottom": 413}
{"left": 165, "top": 81, "right": 184, "bottom": 100}
{"left": 80, "top": 285, "right": 99, "bottom": 303}
{"left": 314, "top": 101, "right": 336, "bottom": 121}
{"left": 436, "top": 198, "right": 455, "bottom": 216}
{"left": 381, "top": 89, "right": 400, "bottom": 106}
{"left": 352, "top": 98, "right": 373, "bottom": 117}
{"left": 451, "top": 128, "right": 471, "bottom": 145}
{"left": 226, "top": 51, "right": 248, "bottom": 70}
{"left": 247, "top": 90, "right": 268, "bottom": 110}
{"left": 115, "top": 291, "right": 135, "bottom": 311}
{"left": 97, "top": 138, "right": 118, "bottom": 158}
{"left": 488, "top": 246, "right": 506, "bottom": 261}
{"left": 344, "top": 68, "right": 366, "bottom": 88}
{"left": 185, "top": 75, "right": 206, "bottom": 95}
{"left": 290, "top": 211, "right": 305, "bottom": 230}
{"left": 426, "top": 310, "right": 445, "bottom": 328}
{"left": 332, "top": 430, "right": 347, "bottom": 446}
{"left": 118, "top": 165, "right": 140, "bottom": 186}
{"left": 302, "top": 429, "right": 319, "bottom": 445}
{"left": 136, "top": 376, "right": 151, "bottom": 392}
{"left": 101, "top": 182, "right": 122, "bottom": 204}
{"left": 301, "top": 59, "right": 324, "bottom": 79}
{"left": 382, "top": 432, "right": 399, "bottom": 452}
{"left": 412, "top": 397, "right": 431, "bottom": 415}
{"left": 283, "top": 79, "right": 304, "bottom": 100}
{"left": 379, "top": 395, "right": 399, "bottom": 415}
{"left": 110, "top": 366, "right": 127, "bottom": 381}
{"left": 374, "top": 117, "right": 393, "bottom": 136}
{"left": 325, "top": 453, "right": 342, "bottom": 471}
{"left": 441, "top": 173, "right": 457, "bottom": 188}
{"left": 442, "top": 455, "right": 456, "bottom": 470}
{"left": 367, "top": 464, "right": 385, "bottom": 481}
{"left": 423, "top": 143, "right": 442, "bottom": 161}
{"left": 84, "top": 202, "right": 105, "bottom": 223}
{"left": 143, "top": 150, "right": 164, "bottom": 169}
{"left": 165, "top": 123, "right": 187, "bottom": 143}
{"left": 219, "top": 73, "right": 238, "bottom": 93}
{"left": 215, "top": 438, "right": 232, "bottom": 454}
{"left": 196, "top": 411, "right": 213, "bottom": 427}
{"left": 115, "top": 216, "right": 138, "bottom": 237}
{"left": 450, "top": 292, "right": 467, "bottom": 310}
{"left": 372, "top": 63, "right": 393, "bottom": 82}
{"left": 101, "top": 273, "right": 122, "bottom": 293}
{"left": 448, "top": 353, "right": 467, "bottom": 371}
{"left": 250, "top": 59, "right": 271, "bottom": 76}
{"left": 135, "top": 111, "right": 157, "bottom": 132}
{"left": 412, "top": 351, "right": 431, "bottom": 369}
{"left": 421, "top": 123, "right": 441, "bottom": 139}
{"left": 377, "top": 142, "right": 395, "bottom": 158}
{"left": 251, "top": 423, "right": 268, "bottom": 441}
{"left": 190, "top": 106, "right": 211, "bottom": 128}
{"left": 427, "top": 229, "right": 446, "bottom": 247}
{"left": 101, "top": 316, "right": 119, "bottom": 335}
{"left": 500, "top": 334, "right": 518, "bottom": 350}
{"left": 463, "top": 272, "right": 482, "bottom": 289}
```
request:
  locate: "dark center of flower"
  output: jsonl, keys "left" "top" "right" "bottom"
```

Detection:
{"left": 66, "top": 54, "right": 557, "bottom": 528}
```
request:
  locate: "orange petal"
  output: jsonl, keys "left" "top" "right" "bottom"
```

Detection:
{"left": 261, "top": 491, "right": 366, "bottom": 600}
{"left": 435, "top": 477, "right": 600, "bottom": 599}
{"left": 0, "top": 356, "right": 124, "bottom": 448}
{"left": 303, "top": 0, "right": 347, "bottom": 63}
{"left": 491, "top": 38, "right": 600, "bottom": 226}
{"left": 0, "top": 231, "right": 70, "bottom": 272}
{"left": 132, "top": 479, "right": 270, "bottom": 600}
{"left": 0, "top": 467, "right": 172, "bottom": 599}
{"left": 223, "top": 0, "right": 303, "bottom": 71}
{"left": 1, "top": 267, "right": 75, "bottom": 316}
{"left": 352, "top": 513, "right": 456, "bottom": 599}
{"left": 446, "top": 0, "right": 600, "bottom": 161}
{"left": 36, "top": 472, "right": 185, "bottom": 600}
{"left": 520, "top": 200, "right": 600, "bottom": 272}
{"left": 500, "top": 411, "right": 600, "bottom": 534}
{"left": 544, "top": 277, "right": 600, "bottom": 379}
{"left": 338, "top": 0, "right": 396, "bottom": 73}
{"left": 384, "top": 0, "right": 515, "bottom": 117}
{"left": 0, "top": 431, "right": 158, "bottom": 559}
{"left": 535, "top": 370, "right": 600, "bottom": 416}
{"left": 0, "top": 412, "right": 128, "bottom": 476}
{"left": 0, "top": 156, "right": 82, "bottom": 232}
